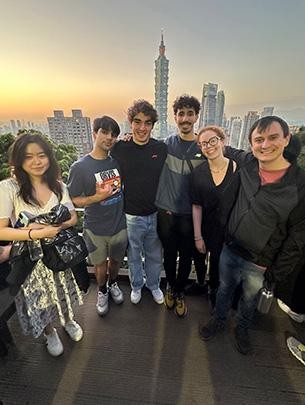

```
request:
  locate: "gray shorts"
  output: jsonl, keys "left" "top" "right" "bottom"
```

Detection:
{"left": 83, "top": 228, "right": 128, "bottom": 265}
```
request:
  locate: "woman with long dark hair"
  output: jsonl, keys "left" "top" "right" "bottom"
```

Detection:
{"left": 0, "top": 132, "right": 83, "bottom": 356}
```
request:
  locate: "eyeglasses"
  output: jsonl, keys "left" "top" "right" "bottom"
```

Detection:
{"left": 198, "top": 136, "right": 220, "bottom": 148}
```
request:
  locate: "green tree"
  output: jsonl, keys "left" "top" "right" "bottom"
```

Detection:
{"left": 298, "top": 147, "right": 305, "bottom": 170}
{"left": 55, "top": 143, "right": 78, "bottom": 182}
{"left": 295, "top": 126, "right": 305, "bottom": 146}
{"left": 0, "top": 133, "right": 15, "bottom": 180}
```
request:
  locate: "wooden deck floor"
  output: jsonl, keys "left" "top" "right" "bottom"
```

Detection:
{"left": 1, "top": 280, "right": 305, "bottom": 405}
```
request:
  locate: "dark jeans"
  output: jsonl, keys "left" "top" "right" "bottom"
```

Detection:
{"left": 157, "top": 210, "right": 195, "bottom": 294}
{"left": 215, "top": 244, "right": 265, "bottom": 328}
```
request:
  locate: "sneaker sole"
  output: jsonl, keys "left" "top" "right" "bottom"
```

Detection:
{"left": 174, "top": 307, "right": 188, "bottom": 318}
{"left": 130, "top": 298, "right": 141, "bottom": 304}
{"left": 153, "top": 297, "right": 164, "bottom": 305}
{"left": 97, "top": 307, "right": 109, "bottom": 316}
{"left": 287, "top": 339, "right": 305, "bottom": 366}
{"left": 47, "top": 346, "right": 64, "bottom": 357}
{"left": 111, "top": 297, "right": 124, "bottom": 305}
{"left": 164, "top": 302, "right": 175, "bottom": 309}
{"left": 64, "top": 328, "right": 83, "bottom": 342}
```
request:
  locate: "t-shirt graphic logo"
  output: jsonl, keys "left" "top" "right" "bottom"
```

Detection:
{"left": 94, "top": 168, "right": 121, "bottom": 191}
{"left": 94, "top": 168, "right": 122, "bottom": 206}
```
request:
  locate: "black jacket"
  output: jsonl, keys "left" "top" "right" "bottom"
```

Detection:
{"left": 224, "top": 155, "right": 305, "bottom": 283}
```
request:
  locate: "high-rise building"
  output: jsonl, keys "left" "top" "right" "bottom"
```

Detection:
{"left": 239, "top": 111, "right": 260, "bottom": 150}
{"left": 229, "top": 117, "right": 242, "bottom": 148}
{"left": 199, "top": 83, "right": 218, "bottom": 128}
{"left": 261, "top": 106, "right": 274, "bottom": 117}
{"left": 154, "top": 32, "right": 169, "bottom": 139}
{"left": 10, "top": 120, "right": 17, "bottom": 135}
{"left": 215, "top": 90, "right": 225, "bottom": 126}
{"left": 47, "top": 109, "right": 92, "bottom": 157}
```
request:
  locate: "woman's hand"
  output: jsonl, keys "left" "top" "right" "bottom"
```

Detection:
{"left": 34, "top": 225, "right": 62, "bottom": 239}
{"left": 195, "top": 238, "right": 206, "bottom": 254}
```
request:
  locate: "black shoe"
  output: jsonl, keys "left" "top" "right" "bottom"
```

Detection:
{"left": 199, "top": 317, "right": 225, "bottom": 341}
{"left": 234, "top": 326, "right": 253, "bottom": 355}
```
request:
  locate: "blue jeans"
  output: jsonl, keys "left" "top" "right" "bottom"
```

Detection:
{"left": 215, "top": 244, "right": 265, "bottom": 329}
{"left": 126, "top": 213, "right": 162, "bottom": 291}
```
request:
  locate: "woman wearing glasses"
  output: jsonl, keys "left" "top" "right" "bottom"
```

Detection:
{"left": 191, "top": 126, "right": 238, "bottom": 307}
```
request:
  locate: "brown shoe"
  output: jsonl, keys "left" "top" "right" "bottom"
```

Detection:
{"left": 164, "top": 286, "right": 175, "bottom": 310}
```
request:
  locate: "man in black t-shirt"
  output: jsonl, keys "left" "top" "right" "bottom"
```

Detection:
{"left": 111, "top": 100, "right": 167, "bottom": 305}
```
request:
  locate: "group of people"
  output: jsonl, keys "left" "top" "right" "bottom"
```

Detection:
{"left": 0, "top": 94, "right": 305, "bottom": 366}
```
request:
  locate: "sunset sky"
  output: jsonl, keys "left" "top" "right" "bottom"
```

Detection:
{"left": 1, "top": 0, "right": 305, "bottom": 124}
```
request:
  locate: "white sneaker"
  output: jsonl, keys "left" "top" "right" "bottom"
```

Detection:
{"left": 64, "top": 320, "right": 83, "bottom": 342}
{"left": 287, "top": 336, "right": 305, "bottom": 366}
{"left": 96, "top": 291, "right": 109, "bottom": 316}
{"left": 130, "top": 289, "right": 142, "bottom": 304}
{"left": 277, "top": 299, "right": 305, "bottom": 322}
{"left": 45, "top": 328, "right": 64, "bottom": 357}
{"left": 108, "top": 282, "right": 124, "bottom": 304}
{"left": 152, "top": 288, "right": 164, "bottom": 304}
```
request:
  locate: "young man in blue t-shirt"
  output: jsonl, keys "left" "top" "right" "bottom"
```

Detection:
{"left": 67, "top": 116, "right": 127, "bottom": 317}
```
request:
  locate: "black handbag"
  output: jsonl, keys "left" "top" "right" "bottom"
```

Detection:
{"left": 41, "top": 228, "right": 88, "bottom": 272}
{"left": 7, "top": 241, "right": 37, "bottom": 295}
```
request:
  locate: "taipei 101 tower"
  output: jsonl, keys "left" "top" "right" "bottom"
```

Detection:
{"left": 154, "top": 31, "right": 169, "bottom": 139}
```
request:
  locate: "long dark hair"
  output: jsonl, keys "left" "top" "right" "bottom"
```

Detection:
{"left": 9, "top": 132, "right": 63, "bottom": 206}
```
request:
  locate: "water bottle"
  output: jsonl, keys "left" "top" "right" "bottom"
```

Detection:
{"left": 257, "top": 287, "right": 274, "bottom": 314}
{"left": 28, "top": 239, "right": 44, "bottom": 261}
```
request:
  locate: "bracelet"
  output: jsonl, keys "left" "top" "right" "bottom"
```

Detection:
{"left": 28, "top": 229, "right": 33, "bottom": 241}
{"left": 194, "top": 236, "right": 203, "bottom": 241}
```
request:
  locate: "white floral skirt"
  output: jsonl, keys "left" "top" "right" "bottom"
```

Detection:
{"left": 15, "top": 260, "right": 83, "bottom": 338}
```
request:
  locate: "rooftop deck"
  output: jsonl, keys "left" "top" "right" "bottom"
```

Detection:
{"left": 1, "top": 279, "right": 305, "bottom": 405}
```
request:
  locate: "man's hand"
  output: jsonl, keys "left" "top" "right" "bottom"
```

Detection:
{"left": 118, "top": 133, "right": 132, "bottom": 142}
{"left": 195, "top": 238, "right": 206, "bottom": 254}
{"left": 94, "top": 182, "right": 118, "bottom": 202}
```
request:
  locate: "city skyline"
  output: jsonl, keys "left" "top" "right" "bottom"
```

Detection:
{"left": 1, "top": 0, "right": 305, "bottom": 124}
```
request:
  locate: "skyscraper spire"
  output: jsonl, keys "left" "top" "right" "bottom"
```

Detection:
{"left": 154, "top": 31, "right": 169, "bottom": 139}
{"left": 159, "top": 30, "right": 165, "bottom": 56}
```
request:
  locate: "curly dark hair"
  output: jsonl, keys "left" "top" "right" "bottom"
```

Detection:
{"left": 9, "top": 132, "right": 62, "bottom": 206}
{"left": 127, "top": 100, "right": 158, "bottom": 125}
{"left": 173, "top": 95, "right": 201, "bottom": 115}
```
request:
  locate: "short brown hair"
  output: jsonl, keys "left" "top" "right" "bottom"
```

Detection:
{"left": 198, "top": 126, "right": 226, "bottom": 141}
